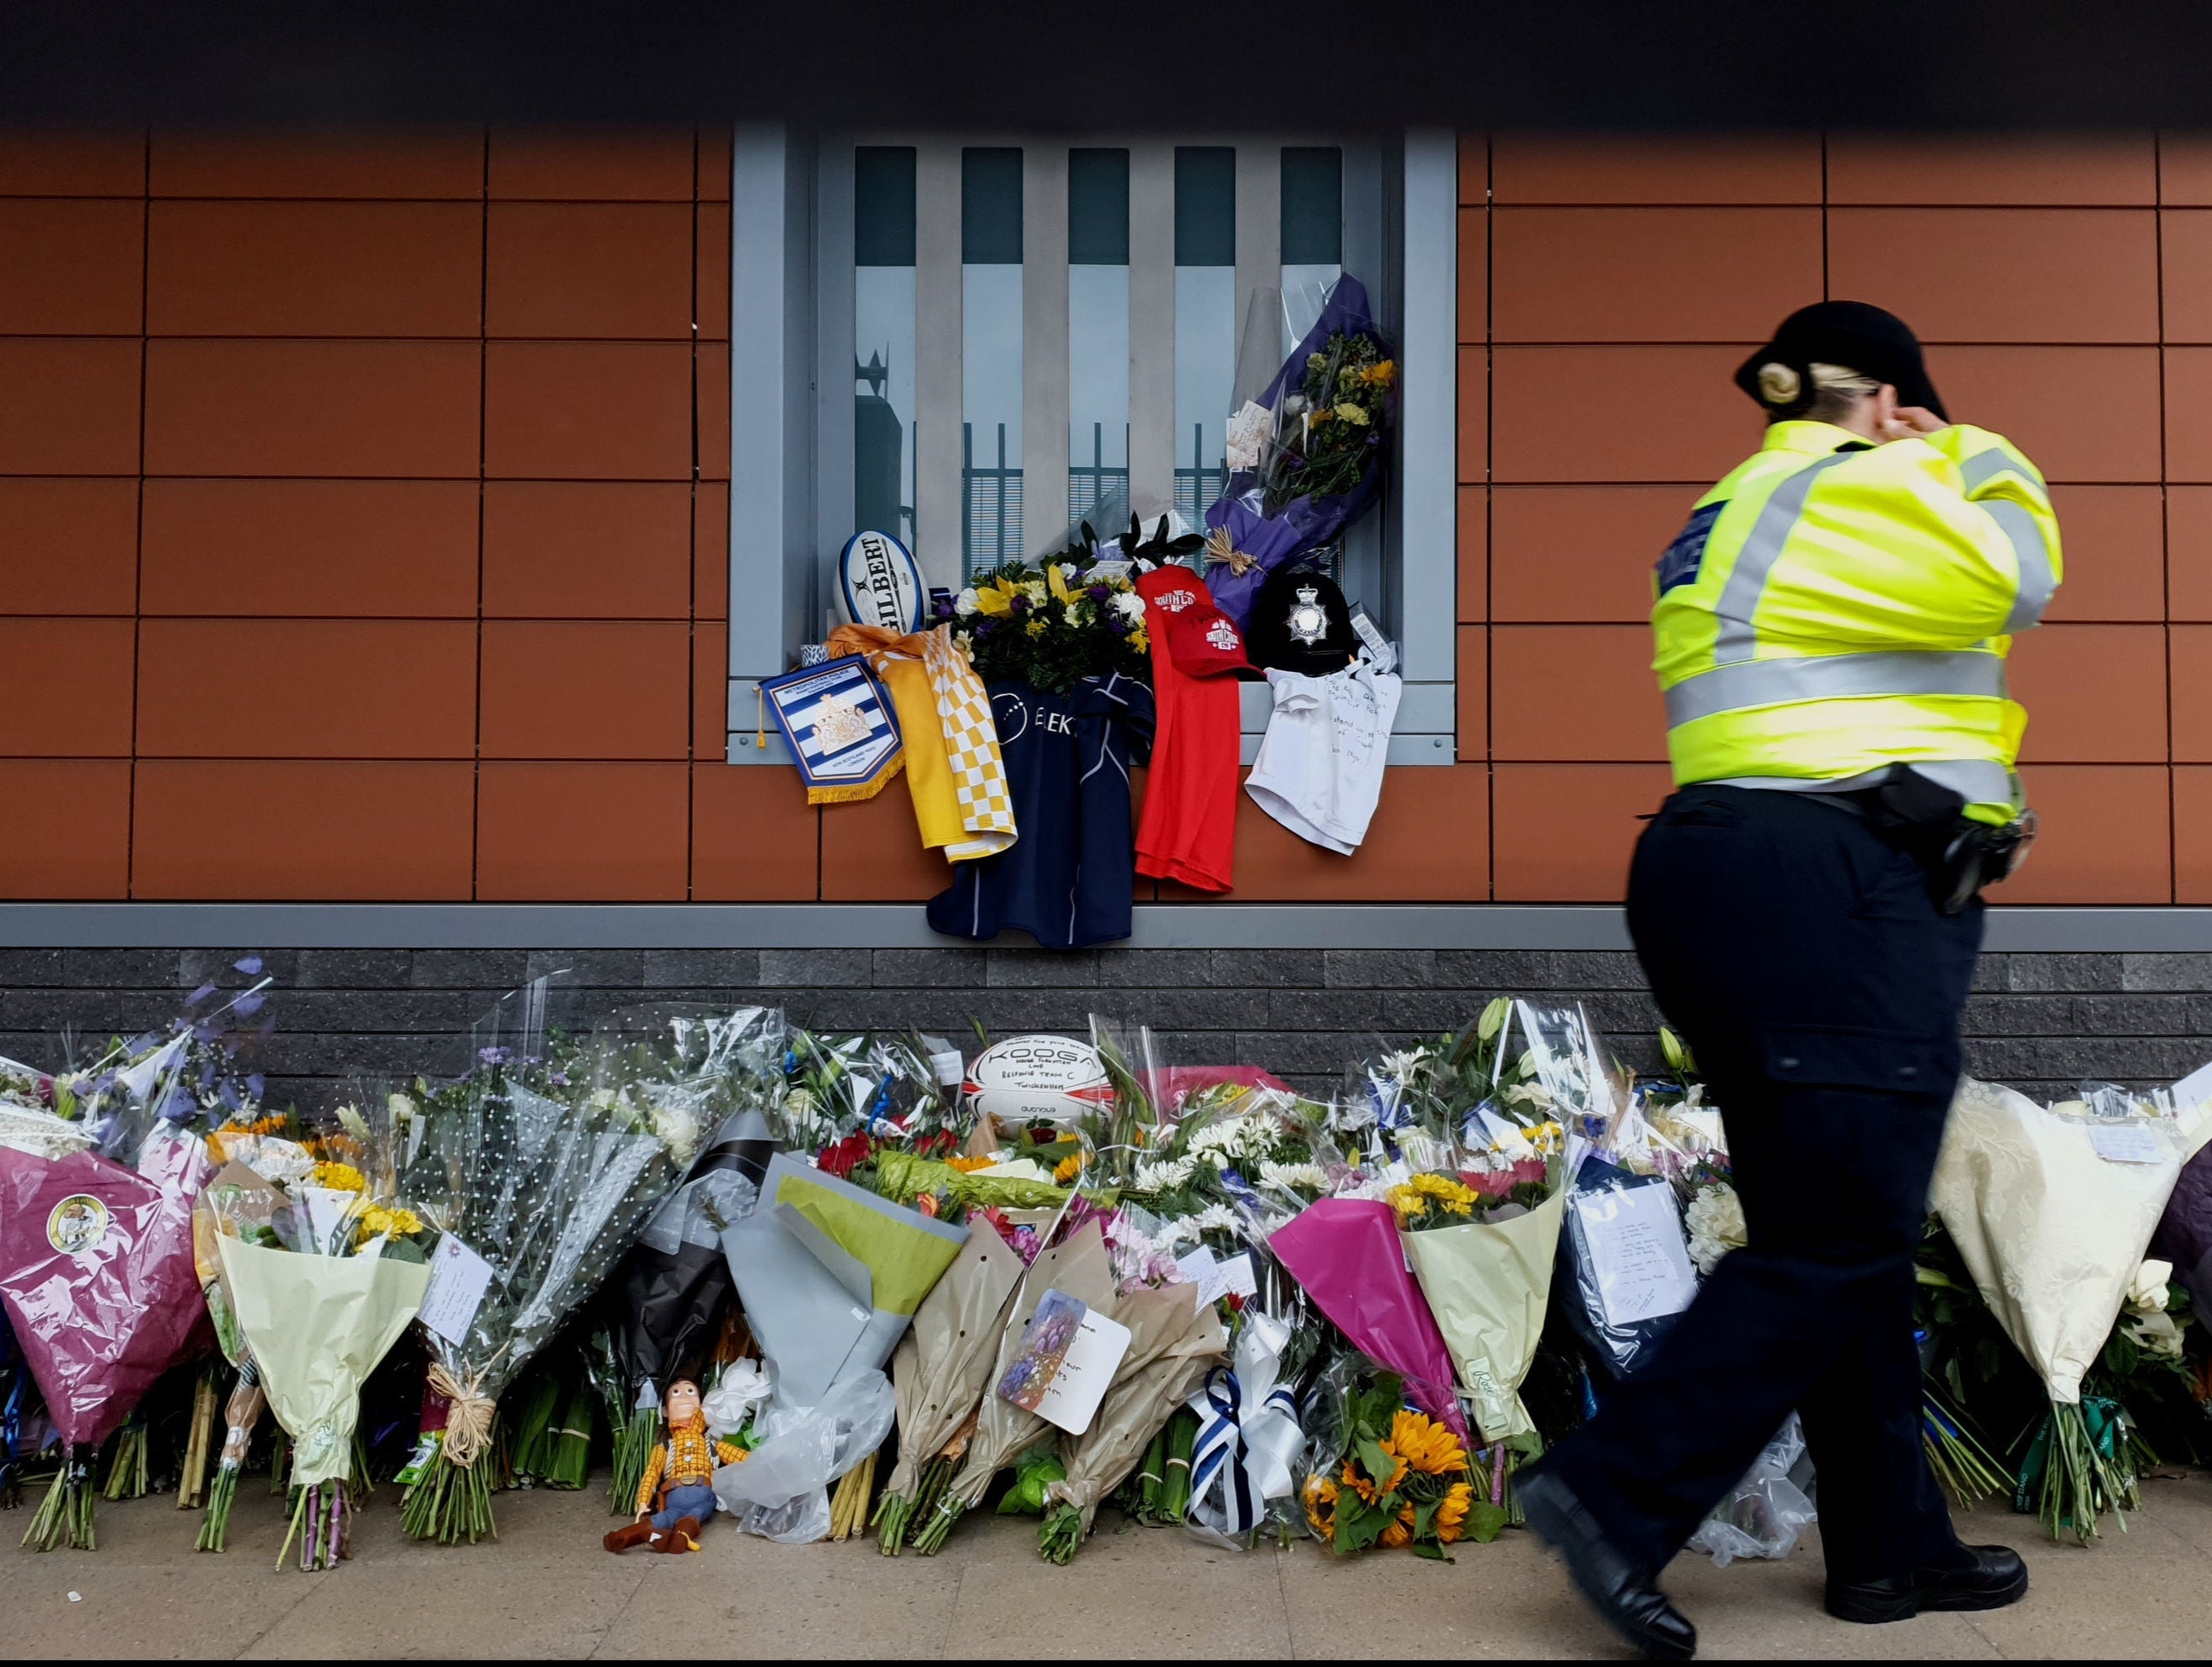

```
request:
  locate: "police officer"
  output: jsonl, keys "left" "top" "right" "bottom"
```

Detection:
{"left": 1519, "top": 302, "right": 2057, "bottom": 1660}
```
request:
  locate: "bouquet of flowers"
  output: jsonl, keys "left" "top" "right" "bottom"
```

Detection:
{"left": 1271, "top": 1197, "right": 1464, "bottom": 1442}
{"left": 1385, "top": 1003, "right": 1600, "bottom": 1454}
{"left": 945, "top": 521, "right": 1161, "bottom": 694}
{"left": 1928, "top": 1078, "right": 2202, "bottom": 1541}
{"left": 393, "top": 981, "right": 688, "bottom": 1544}
{"left": 1299, "top": 1362, "right": 1483, "bottom": 1557}
{"left": 1202, "top": 276, "right": 1395, "bottom": 629}
{"left": 873, "top": 1218, "right": 1029, "bottom": 1551}
{"left": 596, "top": 1004, "right": 783, "bottom": 1513}
{"left": 912, "top": 1217, "right": 1118, "bottom": 1552}
{"left": 1, "top": 1144, "right": 207, "bottom": 1548}
{"left": 57, "top": 959, "right": 276, "bottom": 1180}
{"left": 1039, "top": 1260, "right": 1227, "bottom": 1562}
{"left": 201, "top": 1106, "right": 433, "bottom": 1569}
{"left": 776, "top": 1027, "right": 965, "bottom": 1152}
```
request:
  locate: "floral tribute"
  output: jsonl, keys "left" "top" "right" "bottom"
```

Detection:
{"left": 1302, "top": 1373, "right": 1480, "bottom": 1558}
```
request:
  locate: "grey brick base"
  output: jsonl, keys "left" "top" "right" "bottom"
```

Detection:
{"left": 1, "top": 945, "right": 2204, "bottom": 1113}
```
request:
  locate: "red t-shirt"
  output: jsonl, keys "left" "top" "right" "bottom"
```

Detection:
{"left": 1135, "top": 565, "right": 1254, "bottom": 893}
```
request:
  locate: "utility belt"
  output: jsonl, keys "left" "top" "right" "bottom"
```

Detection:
{"left": 1816, "top": 765, "right": 2037, "bottom": 916}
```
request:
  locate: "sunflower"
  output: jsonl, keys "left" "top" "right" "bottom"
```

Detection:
{"left": 1388, "top": 1409, "right": 1468, "bottom": 1476}
{"left": 1379, "top": 1503, "right": 1417, "bottom": 1548}
{"left": 946, "top": 1153, "right": 997, "bottom": 1173}
{"left": 309, "top": 1160, "right": 368, "bottom": 1194}
{"left": 1052, "top": 1151, "right": 1086, "bottom": 1185}
{"left": 1302, "top": 1473, "right": 1340, "bottom": 1539}
{"left": 1342, "top": 1445, "right": 1409, "bottom": 1505}
{"left": 1434, "top": 1481, "right": 1475, "bottom": 1544}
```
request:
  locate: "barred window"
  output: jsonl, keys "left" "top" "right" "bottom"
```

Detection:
{"left": 727, "top": 129, "right": 1460, "bottom": 766}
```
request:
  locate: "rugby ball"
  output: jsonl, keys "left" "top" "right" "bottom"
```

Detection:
{"left": 837, "top": 530, "right": 926, "bottom": 633}
{"left": 965, "top": 1035, "right": 1115, "bottom": 1127}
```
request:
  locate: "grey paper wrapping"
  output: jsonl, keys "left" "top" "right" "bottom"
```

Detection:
{"left": 942, "top": 1222, "right": 1115, "bottom": 1513}
{"left": 883, "top": 1225, "right": 1028, "bottom": 1500}
{"left": 1930, "top": 1078, "right": 2185, "bottom": 1404}
{"left": 722, "top": 1152, "right": 968, "bottom": 1412}
{"left": 1048, "top": 1285, "right": 1227, "bottom": 1534}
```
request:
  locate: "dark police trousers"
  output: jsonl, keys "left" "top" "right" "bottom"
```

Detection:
{"left": 1541, "top": 784, "right": 1982, "bottom": 1584}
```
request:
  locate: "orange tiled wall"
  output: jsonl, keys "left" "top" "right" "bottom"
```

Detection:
{"left": 1464, "top": 132, "right": 2212, "bottom": 907}
{"left": 1, "top": 131, "right": 2205, "bottom": 906}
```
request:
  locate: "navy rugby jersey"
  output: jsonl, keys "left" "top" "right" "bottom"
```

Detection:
{"left": 926, "top": 672, "right": 1153, "bottom": 949}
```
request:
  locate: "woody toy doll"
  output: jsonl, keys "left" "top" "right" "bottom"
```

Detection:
{"left": 602, "top": 1377, "right": 744, "bottom": 1554}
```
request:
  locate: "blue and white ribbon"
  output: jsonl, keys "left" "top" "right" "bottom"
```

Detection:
{"left": 1184, "top": 1310, "right": 1302, "bottom": 1548}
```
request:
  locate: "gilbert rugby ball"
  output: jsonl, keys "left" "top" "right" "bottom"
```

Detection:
{"left": 965, "top": 1035, "right": 1114, "bottom": 1127}
{"left": 837, "top": 530, "right": 926, "bottom": 633}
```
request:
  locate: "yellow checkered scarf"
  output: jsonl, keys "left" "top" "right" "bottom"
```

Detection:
{"left": 921, "top": 625, "right": 1016, "bottom": 858}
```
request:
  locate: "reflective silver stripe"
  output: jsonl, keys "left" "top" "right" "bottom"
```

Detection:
{"left": 1958, "top": 447, "right": 2041, "bottom": 492}
{"left": 1663, "top": 649, "right": 2005, "bottom": 728}
{"left": 1711, "top": 758, "right": 2016, "bottom": 805}
{"left": 1957, "top": 447, "right": 2058, "bottom": 632}
{"left": 1711, "top": 452, "right": 1857, "bottom": 660}
{"left": 1987, "top": 498, "right": 2057, "bottom": 632}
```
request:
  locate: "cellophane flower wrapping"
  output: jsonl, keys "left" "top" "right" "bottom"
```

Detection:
{"left": 1376, "top": 1002, "right": 1618, "bottom": 1445}
{"left": 0, "top": 1147, "right": 207, "bottom": 1453}
{"left": 595, "top": 1004, "right": 784, "bottom": 1507}
{"left": 1270, "top": 1197, "right": 1465, "bottom": 1443}
{"left": 1203, "top": 275, "right": 1395, "bottom": 629}
{"left": 393, "top": 977, "right": 686, "bottom": 1537}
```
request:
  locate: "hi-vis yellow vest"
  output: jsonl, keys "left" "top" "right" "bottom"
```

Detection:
{"left": 1652, "top": 421, "right": 2061, "bottom": 825}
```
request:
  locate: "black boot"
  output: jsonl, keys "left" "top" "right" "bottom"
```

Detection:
{"left": 1518, "top": 1469, "right": 1697, "bottom": 1661}
{"left": 1827, "top": 1544, "right": 2028, "bottom": 1624}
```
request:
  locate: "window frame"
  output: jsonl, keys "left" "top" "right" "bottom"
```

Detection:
{"left": 727, "top": 125, "right": 1459, "bottom": 766}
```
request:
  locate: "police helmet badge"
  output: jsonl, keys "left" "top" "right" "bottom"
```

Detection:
{"left": 1286, "top": 583, "right": 1329, "bottom": 647}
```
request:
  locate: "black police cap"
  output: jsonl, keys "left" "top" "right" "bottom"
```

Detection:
{"left": 1733, "top": 300, "right": 1946, "bottom": 422}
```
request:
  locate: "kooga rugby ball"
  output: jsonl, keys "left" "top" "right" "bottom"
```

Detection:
{"left": 838, "top": 530, "right": 926, "bottom": 634}
{"left": 965, "top": 1035, "right": 1114, "bottom": 1127}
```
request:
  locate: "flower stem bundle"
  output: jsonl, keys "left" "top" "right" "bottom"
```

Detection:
{"left": 101, "top": 1414, "right": 148, "bottom": 1501}
{"left": 176, "top": 1364, "right": 220, "bottom": 1509}
{"left": 23, "top": 1450, "right": 95, "bottom": 1551}
{"left": 1921, "top": 1389, "right": 2012, "bottom": 1509}
{"left": 196, "top": 1368, "right": 263, "bottom": 1552}
{"left": 276, "top": 1480, "right": 353, "bottom": 1572}
{"left": 829, "top": 1448, "right": 877, "bottom": 1541}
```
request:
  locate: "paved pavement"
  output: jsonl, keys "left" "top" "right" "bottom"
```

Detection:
{"left": 7, "top": 1471, "right": 2212, "bottom": 1659}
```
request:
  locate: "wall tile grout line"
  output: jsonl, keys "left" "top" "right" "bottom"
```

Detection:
{"left": 472, "top": 130, "right": 491, "bottom": 903}
{"left": 1485, "top": 130, "right": 1498, "bottom": 902}
{"left": 687, "top": 125, "right": 700, "bottom": 903}
{"left": 125, "top": 129, "right": 151, "bottom": 899}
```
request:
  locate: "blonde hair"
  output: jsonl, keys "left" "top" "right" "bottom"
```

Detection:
{"left": 1755, "top": 360, "right": 1880, "bottom": 422}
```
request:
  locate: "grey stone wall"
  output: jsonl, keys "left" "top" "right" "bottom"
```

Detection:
{"left": 1, "top": 944, "right": 2205, "bottom": 1111}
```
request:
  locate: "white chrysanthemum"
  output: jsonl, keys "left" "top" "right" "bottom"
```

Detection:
{"left": 1259, "top": 1159, "right": 1329, "bottom": 1196}
{"left": 1110, "top": 590, "right": 1145, "bottom": 621}
{"left": 1162, "top": 1202, "right": 1243, "bottom": 1247}
{"left": 1063, "top": 602, "right": 1085, "bottom": 628}
{"left": 1133, "top": 1154, "right": 1199, "bottom": 1193}
{"left": 1685, "top": 1182, "right": 1747, "bottom": 1277}
{"left": 1025, "top": 580, "right": 1049, "bottom": 605}
{"left": 954, "top": 586, "right": 980, "bottom": 616}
